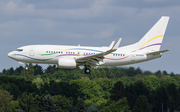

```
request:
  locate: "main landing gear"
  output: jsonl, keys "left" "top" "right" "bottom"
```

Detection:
{"left": 84, "top": 66, "right": 91, "bottom": 74}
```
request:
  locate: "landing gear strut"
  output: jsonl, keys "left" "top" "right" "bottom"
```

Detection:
{"left": 84, "top": 65, "right": 91, "bottom": 74}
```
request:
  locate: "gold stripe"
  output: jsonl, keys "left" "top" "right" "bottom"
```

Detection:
{"left": 136, "top": 35, "right": 164, "bottom": 52}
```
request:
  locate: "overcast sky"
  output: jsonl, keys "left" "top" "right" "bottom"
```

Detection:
{"left": 1, "top": 0, "right": 180, "bottom": 74}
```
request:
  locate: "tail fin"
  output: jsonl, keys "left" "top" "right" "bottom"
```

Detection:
{"left": 134, "top": 16, "right": 169, "bottom": 52}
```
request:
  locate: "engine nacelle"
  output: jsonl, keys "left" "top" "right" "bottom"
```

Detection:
{"left": 58, "top": 58, "right": 76, "bottom": 69}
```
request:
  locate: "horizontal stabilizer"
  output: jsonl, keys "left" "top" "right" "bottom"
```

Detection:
{"left": 147, "top": 49, "right": 170, "bottom": 55}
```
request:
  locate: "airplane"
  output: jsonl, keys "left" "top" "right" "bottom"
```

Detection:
{"left": 8, "top": 16, "right": 170, "bottom": 74}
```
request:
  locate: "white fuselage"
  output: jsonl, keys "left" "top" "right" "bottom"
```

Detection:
{"left": 7, "top": 44, "right": 161, "bottom": 67}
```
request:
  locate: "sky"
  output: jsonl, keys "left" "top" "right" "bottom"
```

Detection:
{"left": 1, "top": 0, "right": 180, "bottom": 74}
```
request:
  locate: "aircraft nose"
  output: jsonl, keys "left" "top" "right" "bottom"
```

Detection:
{"left": 8, "top": 52, "right": 13, "bottom": 58}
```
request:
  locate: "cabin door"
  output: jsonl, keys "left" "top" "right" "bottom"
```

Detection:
{"left": 131, "top": 53, "right": 135, "bottom": 61}
{"left": 29, "top": 47, "right": 35, "bottom": 56}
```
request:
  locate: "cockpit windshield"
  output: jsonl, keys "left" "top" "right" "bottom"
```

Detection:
{"left": 16, "top": 49, "right": 23, "bottom": 52}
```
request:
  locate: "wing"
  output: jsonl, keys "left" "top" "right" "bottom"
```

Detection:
{"left": 76, "top": 38, "right": 122, "bottom": 65}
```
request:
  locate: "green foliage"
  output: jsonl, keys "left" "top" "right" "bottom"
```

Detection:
{"left": 53, "top": 95, "right": 73, "bottom": 112}
{"left": 132, "top": 95, "right": 151, "bottom": 112}
{"left": 152, "top": 85, "right": 169, "bottom": 111}
{"left": 125, "top": 80, "right": 150, "bottom": 110}
{"left": 0, "top": 89, "right": 13, "bottom": 112}
{"left": 70, "top": 80, "right": 106, "bottom": 107}
{"left": 39, "top": 93, "right": 58, "bottom": 112}
{"left": 140, "top": 75, "right": 160, "bottom": 90}
{"left": 94, "top": 78, "right": 114, "bottom": 100}
{"left": 15, "top": 109, "right": 23, "bottom": 112}
{"left": 41, "top": 69, "right": 79, "bottom": 82}
{"left": 33, "top": 77, "right": 44, "bottom": 89}
{"left": 8, "top": 100, "right": 19, "bottom": 112}
{"left": 110, "top": 80, "right": 124, "bottom": 101}
{"left": 75, "top": 99, "right": 87, "bottom": 112}
{"left": 0, "top": 76, "right": 38, "bottom": 100}
{"left": 103, "top": 97, "right": 130, "bottom": 112}
{"left": 33, "top": 64, "right": 43, "bottom": 75}
{"left": 1, "top": 65, "right": 180, "bottom": 111}
{"left": 18, "top": 92, "right": 38, "bottom": 112}
{"left": 87, "top": 104, "right": 103, "bottom": 112}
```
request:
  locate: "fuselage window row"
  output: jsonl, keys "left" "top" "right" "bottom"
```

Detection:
{"left": 46, "top": 51, "right": 63, "bottom": 54}
{"left": 113, "top": 54, "right": 125, "bottom": 56}
{"left": 45, "top": 51, "right": 125, "bottom": 56}
{"left": 46, "top": 51, "right": 96, "bottom": 55}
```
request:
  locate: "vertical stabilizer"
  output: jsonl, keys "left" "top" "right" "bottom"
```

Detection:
{"left": 135, "top": 16, "right": 169, "bottom": 52}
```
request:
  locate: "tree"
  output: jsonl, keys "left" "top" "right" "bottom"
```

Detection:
{"left": 170, "top": 72, "right": 175, "bottom": 76}
{"left": 95, "top": 78, "right": 114, "bottom": 100}
{"left": 0, "top": 89, "right": 13, "bottom": 112}
{"left": 75, "top": 99, "right": 87, "bottom": 112}
{"left": 127, "top": 67, "right": 136, "bottom": 76}
{"left": 7, "top": 83, "right": 21, "bottom": 100}
{"left": 34, "top": 64, "right": 43, "bottom": 75}
{"left": 20, "top": 69, "right": 26, "bottom": 79}
{"left": 8, "top": 100, "right": 20, "bottom": 112}
{"left": 49, "top": 80, "right": 61, "bottom": 96}
{"left": 18, "top": 92, "right": 38, "bottom": 112}
{"left": 87, "top": 104, "right": 99, "bottom": 112}
{"left": 125, "top": 80, "right": 150, "bottom": 110}
{"left": 103, "top": 97, "right": 130, "bottom": 112}
{"left": 39, "top": 93, "right": 58, "bottom": 112}
{"left": 132, "top": 95, "right": 151, "bottom": 112}
{"left": 110, "top": 80, "right": 124, "bottom": 101}
{"left": 136, "top": 67, "right": 142, "bottom": 74}
{"left": 70, "top": 80, "right": 105, "bottom": 107}
{"left": 152, "top": 85, "right": 169, "bottom": 111}
{"left": 166, "top": 83, "right": 180, "bottom": 111}
{"left": 2, "top": 69, "right": 6, "bottom": 74}
{"left": 53, "top": 95, "right": 73, "bottom": 112}
{"left": 9, "top": 67, "right": 14, "bottom": 75}
{"left": 141, "top": 75, "right": 160, "bottom": 90}
{"left": 28, "top": 63, "right": 34, "bottom": 80}
{"left": 33, "top": 77, "right": 44, "bottom": 89}
{"left": 155, "top": 70, "right": 162, "bottom": 77}
{"left": 45, "top": 65, "right": 57, "bottom": 74}
{"left": 162, "top": 70, "right": 168, "bottom": 75}
{"left": 14, "top": 66, "right": 24, "bottom": 76}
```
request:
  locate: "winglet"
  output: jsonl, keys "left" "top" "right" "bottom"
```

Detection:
{"left": 109, "top": 41, "right": 115, "bottom": 48}
{"left": 112, "top": 38, "right": 122, "bottom": 50}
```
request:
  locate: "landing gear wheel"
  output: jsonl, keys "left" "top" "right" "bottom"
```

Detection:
{"left": 25, "top": 64, "right": 29, "bottom": 71}
{"left": 25, "top": 66, "right": 29, "bottom": 71}
{"left": 85, "top": 68, "right": 91, "bottom": 74}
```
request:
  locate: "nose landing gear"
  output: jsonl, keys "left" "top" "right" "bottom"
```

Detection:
{"left": 84, "top": 64, "right": 91, "bottom": 74}
{"left": 85, "top": 67, "right": 91, "bottom": 74}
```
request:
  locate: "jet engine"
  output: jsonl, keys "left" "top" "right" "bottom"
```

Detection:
{"left": 58, "top": 58, "right": 76, "bottom": 68}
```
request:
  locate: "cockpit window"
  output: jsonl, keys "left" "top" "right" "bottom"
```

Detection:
{"left": 16, "top": 49, "right": 23, "bottom": 52}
